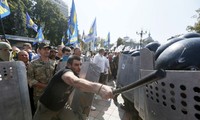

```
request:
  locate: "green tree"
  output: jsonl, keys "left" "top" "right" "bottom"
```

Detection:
{"left": 14, "top": 0, "right": 27, "bottom": 36}
{"left": 187, "top": 8, "right": 200, "bottom": 33}
{"left": 0, "top": 0, "right": 28, "bottom": 36}
{"left": 32, "top": 0, "right": 68, "bottom": 45}
{"left": 1, "top": 0, "right": 68, "bottom": 46}
{"left": 1, "top": 0, "right": 20, "bottom": 35}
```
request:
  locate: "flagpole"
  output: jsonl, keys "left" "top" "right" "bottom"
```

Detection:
{"left": 0, "top": 16, "right": 6, "bottom": 39}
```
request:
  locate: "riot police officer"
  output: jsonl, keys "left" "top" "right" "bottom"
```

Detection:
{"left": 0, "top": 42, "right": 13, "bottom": 61}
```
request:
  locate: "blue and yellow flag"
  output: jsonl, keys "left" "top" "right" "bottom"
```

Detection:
{"left": 104, "top": 32, "right": 110, "bottom": 47}
{"left": 67, "top": 0, "right": 78, "bottom": 45}
{"left": 0, "top": 0, "right": 10, "bottom": 18}
{"left": 88, "top": 18, "right": 97, "bottom": 36}
{"left": 26, "top": 12, "right": 38, "bottom": 32}
{"left": 84, "top": 18, "right": 97, "bottom": 43}
{"left": 35, "top": 27, "right": 44, "bottom": 43}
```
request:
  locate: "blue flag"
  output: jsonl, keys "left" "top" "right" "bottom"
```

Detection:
{"left": 26, "top": 12, "right": 38, "bottom": 32}
{"left": 104, "top": 32, "right": 110, "bottom": 47}
{"left": 35, "top": 27, "right": 44, "bottom": 43}
{"left": 84, "top": 18, "right": 97, "bottom": 43}
{"left": 67, "top": 0, "right": 78, "bottom": 45}
{"left": 88, "top": 18, "right": 97, "bottom": 36}
{"left": 0, "top": 0, "right": 10, "bottom": 18}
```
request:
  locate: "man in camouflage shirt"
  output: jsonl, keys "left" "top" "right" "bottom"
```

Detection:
{"left": 27, "top": 43, "right": 57, "bottom": 108}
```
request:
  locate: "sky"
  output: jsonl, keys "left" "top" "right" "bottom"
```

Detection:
{"left": 63, "top": 0, "right": 200, "bottom": 44}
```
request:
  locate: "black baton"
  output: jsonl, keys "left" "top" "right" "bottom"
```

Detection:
{"left": 112, "top": 69, "right": 166, "bottom": 95}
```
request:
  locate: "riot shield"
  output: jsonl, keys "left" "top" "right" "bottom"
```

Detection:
{"left": 116, "top": 54, "right": 140, "bottom": 103}
{"left": 70, "top": 62, "right": 101, "bottom": 117}
{"left": 0, "top": 61, "right": 32, "bottom": 120}
{"left": 116, "top": 48, "right": 155, "bottom": 120}
{"left": 140, "top": 48, "right": 200, "bottom": 120}
{"left": 141, "top": 70, "right": 200, "bottom": 120}
{"left": 55, "top": 61, "right": 67, "bottom": 73}
{"left": 137, "top": 48, "right": 154, "bottom": 119}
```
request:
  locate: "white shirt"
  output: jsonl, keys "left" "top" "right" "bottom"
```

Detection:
{"left": 104, "top": 56, "right": 110, "bottom": 74}
{"left": 93, "top": 53, "right": 105, "bottom": 73}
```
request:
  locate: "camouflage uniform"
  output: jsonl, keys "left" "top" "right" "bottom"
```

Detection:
{"left": 27, "top": 58, "right": 57, "bottom": 107}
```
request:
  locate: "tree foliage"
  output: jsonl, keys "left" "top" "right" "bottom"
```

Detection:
{"left": 187, "top": 8, "right": 200, "bottom": 33}
{"left": 0, "top": 0, "right": 68, "bottom": 46}
{"left": 0, "top": 0, "right": 27, "bottom": 35}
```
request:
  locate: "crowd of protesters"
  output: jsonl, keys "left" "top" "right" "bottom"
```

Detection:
{"left": 0, "top": 39, "right": 120, "bottom": 120}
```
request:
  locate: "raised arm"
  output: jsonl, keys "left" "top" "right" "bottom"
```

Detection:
{"left": 61, "top": 71, "right": 114, "bottom": 99}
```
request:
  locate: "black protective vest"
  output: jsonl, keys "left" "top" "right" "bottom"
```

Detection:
{"left": 39, "top": 67, "right": 74, "bottom": 111}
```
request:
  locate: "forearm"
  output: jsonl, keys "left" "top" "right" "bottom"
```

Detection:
{"left": 62, "top": 71, "right": 113, "bottom": 99}
{"left": 73, "top": 78, "right": 102, "bottom": 94}
{"left": 74, "top": 79, "right": 113, "bottom": 99}
{"left": 27, "top": 72, "right": 38, "bottom": 87}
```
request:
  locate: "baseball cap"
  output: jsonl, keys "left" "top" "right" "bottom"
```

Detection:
{"left": 50, "top": 46, "right": 58, "bottom": 53}
{"left": 23, "top": 43, "right": 32, "bottom": 47}
{"left": 38, "top": 43, "right": 51, "bottom": 49}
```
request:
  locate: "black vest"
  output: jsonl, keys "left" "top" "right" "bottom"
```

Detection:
{"left": 39, "top": 67, "right": 75, "bottom": 111}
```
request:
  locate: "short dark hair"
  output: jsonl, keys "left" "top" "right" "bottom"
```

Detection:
{"left": 67, "top": 55, "right": 81, "bottom": 65}
{"left": 70, "top": 46, "right": 74, "bottom": 50}
{"left": 38, "top": 43, "right": 51, "bottom": 49}
{"left": 104, "top": 52, "right": 108, "bottom": 56}
{"left": 74, "top": 47, "right": 80, "bottom": 53}
{"left": 99, "top": 48, "right": 105, "bottom": 53}
{"left": 62, "top": 47, "right": 71, "bottom": 53}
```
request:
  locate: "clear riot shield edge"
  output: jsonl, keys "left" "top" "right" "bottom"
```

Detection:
{"left": 70, "top": 62, "right": 101, "bottom": 117}
{"left": 0, "top": 61, "right": 32, "bottom": 120}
